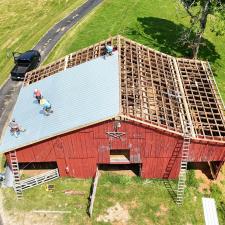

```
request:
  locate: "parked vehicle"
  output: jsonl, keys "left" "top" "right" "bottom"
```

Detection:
{"left": 11, "top": 50, "right": 41, "bottom": 80}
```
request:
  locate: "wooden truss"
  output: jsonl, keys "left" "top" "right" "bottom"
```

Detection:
{"left": 23, "top": 35, "right": 225, "bottom": 141}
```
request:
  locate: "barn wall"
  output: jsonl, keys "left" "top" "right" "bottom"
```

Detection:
{"left": 5, "top": 120, "right": 225, "bottom": 179}
{"left": 7, "top": 130, "right": 98, "bottom": 178}
{"left": 189, "top": 142, "right": 225, "bottom": 161}
{"left": 142, "top": 130, "right": 183, "bottom": 179}
{"left": 87, "top": 120, "right": 183, "bottom": 178}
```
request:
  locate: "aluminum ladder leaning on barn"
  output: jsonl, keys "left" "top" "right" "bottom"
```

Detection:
{"left": 162, "top": 88, "right": 191, "bottom": 204}
{"left": 170, "top": 58, "right": 192, "bottom": 205}
{"left": 9, "top": 150, "right": 23, "bottom": 199}
{"left": 176, "top": 121, "right": 191, "bottom": 205}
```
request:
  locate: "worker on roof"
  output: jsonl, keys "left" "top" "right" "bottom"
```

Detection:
{"left": 9, "top": 118, "right": 26, "bottom": 138}
{"left": 34, "top": 89, "right": 42, "bottom": 103}
{"left": 104, "top": 44, "right": 113, "bottom": 58}
{"left": 40, "top": 98, "right": 53, "bottom": 116}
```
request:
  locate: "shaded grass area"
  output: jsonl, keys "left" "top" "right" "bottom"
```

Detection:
{"left": 0, "top": 0, "right": 85, "bottom": 85}
{"left": 45, "top": 0, "right": 225, "bottom": 100}
{"left": 2, "top": 171, "right": 225, "bottom": 224}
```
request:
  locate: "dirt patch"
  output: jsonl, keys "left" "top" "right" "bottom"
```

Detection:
{"left": 216, "top": 164, "right": 225, "bottom": 183}
{"left": 155, "top": 204, "right": 168, "bottom": 217}
{"left": 1, "top": 211, "right": 62, "bottom": 225}
{"left": 97, "top": 203, "right": 129, "bottom": 224}
{"left": 127, "top": 200, "right": 139, "bottom": 209}
{"left": 0, "top": 188, "right": 62, "bottom": 225}
{"left": 216, "top": 165, "right": 225, "bottom": 196}
{"left": 195, "top": 170, "right": 211, "bottom": 193}
{"left": 143, "top": 218, "right": 154, "bottom": 225}
{"left": 196, "top": 164, "right": 225, "bottom": 194}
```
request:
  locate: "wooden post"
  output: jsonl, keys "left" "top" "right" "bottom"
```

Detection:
{"left": 88, "top": 167, "right": 100, "bottom": 217}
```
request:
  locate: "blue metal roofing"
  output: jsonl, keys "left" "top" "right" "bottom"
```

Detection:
{"left": 0, "top": 52, "right": 119, "bottom": 153}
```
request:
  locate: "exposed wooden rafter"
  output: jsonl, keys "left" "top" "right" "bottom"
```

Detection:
{"left": 23, "top": 35, "right": 225, "bottom": 142}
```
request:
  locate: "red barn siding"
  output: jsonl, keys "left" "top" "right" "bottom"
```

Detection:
{"left": 189, "top": 142, "right": 225, "bottom": 161}
{"left": 142, "top": 157, "right": 181, "bottom": 178}
{"left": 98, "top": 145, "right": 110, "bottom": 163}
{"left": 143, "top": 130, "right": 183, "bottom": 178}
{"left": 5, "top": 120, "right": 225, "bottom": 179}
{"left": 57, "top": 159, "right": 67, "bottom": 176}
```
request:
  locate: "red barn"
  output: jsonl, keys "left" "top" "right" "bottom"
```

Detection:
{"left": 1, "top": 36, "right": 225, "bottom": 183}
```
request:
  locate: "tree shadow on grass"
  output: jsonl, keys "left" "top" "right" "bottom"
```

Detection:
{"left": 127, "top": 17, "right": 220, "bottom": 63}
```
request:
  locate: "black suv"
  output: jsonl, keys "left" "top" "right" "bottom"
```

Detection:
{"left": 11, "top": 50, "right": 41, "bottom": 80}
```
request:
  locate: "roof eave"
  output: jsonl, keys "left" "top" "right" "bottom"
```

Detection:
{"left": 1, "top": 115, "right": 119, "bottom": 154}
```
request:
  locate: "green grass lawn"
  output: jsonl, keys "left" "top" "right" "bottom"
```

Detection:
{"left": 2, "top": 170, "right": 225, "bottom": 225}
{"left": 0, "top": 0, "right": 85, "bottom": 85}
{"left": 1, "top": 1, "right": 225, "bottom": 224}
{"left": 45, "top": 0, "right": 225, "bottom": 101}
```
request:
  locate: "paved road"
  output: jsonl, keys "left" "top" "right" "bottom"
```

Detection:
{"left": 0, "top": 0, "right": 102, "bottom": 140}
{"left": 34, "top": 0, "right": 102, "bottom": 62}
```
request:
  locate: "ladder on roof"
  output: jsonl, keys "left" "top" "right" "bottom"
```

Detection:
{"left": 176, "top": 122, "right": 191, "bottom": 205}
{"left": 9, "top": 151, "right": 23, "bottom": 200}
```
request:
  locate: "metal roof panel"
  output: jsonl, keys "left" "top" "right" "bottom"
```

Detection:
{"left": 0, "top": 52, "right": 119, "bottom": 153}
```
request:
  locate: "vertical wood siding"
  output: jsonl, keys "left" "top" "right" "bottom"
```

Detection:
{"left": 5, "top": 120, "right": 225, "bottom": 179}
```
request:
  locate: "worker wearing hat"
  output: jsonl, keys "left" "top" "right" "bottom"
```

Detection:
{"left": 104, "top": 44, "right": 113, "bottom": 59}
{"left": 9, "top": 118, "right": 25, "bottom": 138}
{"left": 34, "top": 89, "right": 42, "bottom": 103}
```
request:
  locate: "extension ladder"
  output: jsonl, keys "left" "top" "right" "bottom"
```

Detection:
{"left": 176, "top": 124, "right": 191, "bottom": 204}
{"left": 9, "top": 151, "right": 23, "bottom": 199}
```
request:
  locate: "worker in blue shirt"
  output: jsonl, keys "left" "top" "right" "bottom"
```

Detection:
{"left": 40, "top": 98, "right": 53, "bottom": 116}
{"left": 104, "top": 44, "right": 113, "bottom": 58}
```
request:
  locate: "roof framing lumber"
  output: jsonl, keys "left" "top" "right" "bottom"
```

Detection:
{"left": 22, "top": 35, "right": 225, "bottom": 142}
{"left": 173, "top": 58, "right": 195, "bottom": 138}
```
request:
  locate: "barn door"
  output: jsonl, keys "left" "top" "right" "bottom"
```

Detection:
{"left": 98, "top": 145, "right": 110, "bottom": 163}
{"left": 130, "top": 146, "right": 141, "bottom": 163}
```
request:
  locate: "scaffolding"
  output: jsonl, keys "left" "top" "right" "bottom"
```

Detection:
{"left": 23, "top": 35, "right": 225, "bottom": 142}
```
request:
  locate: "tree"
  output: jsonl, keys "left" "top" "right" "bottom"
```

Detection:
{"left": 179, "top": 0, "right": 225, "bottom": 58}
